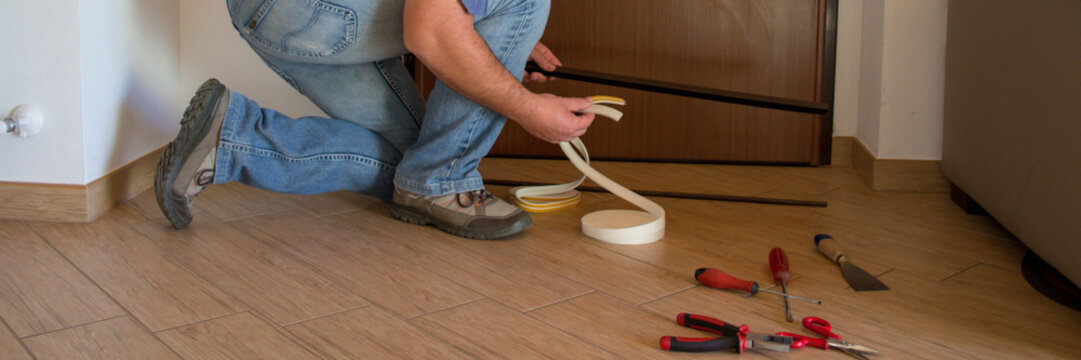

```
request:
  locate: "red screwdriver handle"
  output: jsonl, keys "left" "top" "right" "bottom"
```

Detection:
{"left": 695, "top": 268, "right": 759, "bottom": 294}
{"left": 769, "top": 248, "right": 791, "bottom": 286}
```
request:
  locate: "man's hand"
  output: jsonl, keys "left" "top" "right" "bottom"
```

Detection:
{"left": 524, "top": 42, "right": 561, "bottom": 83}
{"left": 515, "top": 95, "right": 595, "bottom": 143}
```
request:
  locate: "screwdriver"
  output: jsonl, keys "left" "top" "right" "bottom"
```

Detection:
{"left": 769, "top": 248, "right": 794, "bottom": 322}
{"left": 695, "top": 267, "right": 822, "bottom": 304}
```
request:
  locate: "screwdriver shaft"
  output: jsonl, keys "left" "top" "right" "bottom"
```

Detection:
{"left": 758, "top": 288, "right": 822, "bottom": 304}
{"left": 781, "top": 282, "right": 793, "bottom": 322}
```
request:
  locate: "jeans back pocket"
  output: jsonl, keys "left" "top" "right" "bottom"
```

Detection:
{"left": 243, "top": 0, "right": 357, "bottom": 58}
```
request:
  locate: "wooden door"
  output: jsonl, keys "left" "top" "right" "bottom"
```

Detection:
{"left": 490, "top": 0, "right": 836, "bottom": 164}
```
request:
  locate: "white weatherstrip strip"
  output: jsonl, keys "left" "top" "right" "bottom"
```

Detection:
{"left": 510, "top": 98, "right": 665, "bottom": 245}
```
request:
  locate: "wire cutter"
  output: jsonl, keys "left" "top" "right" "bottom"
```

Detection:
{"left": 777, "top": 317, "right": 881, "bottom": 359}
{"left": 659, "top": 313, "right": 793, "bottom": 354}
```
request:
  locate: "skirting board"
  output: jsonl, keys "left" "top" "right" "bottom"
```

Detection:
{"left": 849, "top": 137, "right": 949, "bottom": 192}
{"left": 0, "top": 147, "right": 161, "bottom": 222}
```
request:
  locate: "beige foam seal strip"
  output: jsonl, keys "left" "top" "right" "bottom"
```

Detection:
{"left": 510, "top": 96, "right": 665, "bottom": 245}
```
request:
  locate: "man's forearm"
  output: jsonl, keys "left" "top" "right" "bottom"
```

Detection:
{"left": 403, "top": 0, "right": 536, "bottom": 121}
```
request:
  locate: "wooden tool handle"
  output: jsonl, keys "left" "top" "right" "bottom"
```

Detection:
{"left": 814, "top": 234, "right": 845, "bottom": 263}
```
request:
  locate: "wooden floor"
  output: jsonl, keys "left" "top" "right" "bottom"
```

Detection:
{"left": 1, "top": 159, "right": 1079, "bottom": 359}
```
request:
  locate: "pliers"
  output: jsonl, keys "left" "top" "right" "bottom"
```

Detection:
{"left": 659, "top": 313, "right": 794, "bottom": 354}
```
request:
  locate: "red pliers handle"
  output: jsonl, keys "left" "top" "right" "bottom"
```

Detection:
{"left": 778, "top": 317, "right": 838, "bottom": 349}
{"left": 659, "top": 313, "right": 748, "bottom": 353}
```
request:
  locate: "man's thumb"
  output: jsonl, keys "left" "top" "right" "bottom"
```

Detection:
{"left": 572, "top": 97, "right": 594, "bottom": 111}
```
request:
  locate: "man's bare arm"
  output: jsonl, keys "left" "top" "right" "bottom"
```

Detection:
{"left": 403, "top": 0, "right": 594, "bottom": 143}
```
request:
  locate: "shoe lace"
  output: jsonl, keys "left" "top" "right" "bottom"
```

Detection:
{"left": 456, "top": 189, "right": 493, "bottom": 208}
{"left": 195, "top": 169, "right": 215, "bottom": 186}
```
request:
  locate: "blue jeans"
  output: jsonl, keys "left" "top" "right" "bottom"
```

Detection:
{"left": 216, "top": 0, "right": 550, "bottom": 199}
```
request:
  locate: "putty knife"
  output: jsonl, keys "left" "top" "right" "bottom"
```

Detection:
{"left": 814, "top": 234, "right": 889, "bottom": 291}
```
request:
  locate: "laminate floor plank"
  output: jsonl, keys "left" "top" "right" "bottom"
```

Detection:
{"left": 505, "top": 221, "right": 694, "bottom": 305}
{"left": 816, "top": 185, "right": 1016, "bottom": 240}
{"left": 232, "top": 211, "right": 483, "bottom": 319}
{"left": 412, "top": 299, "right": 620, "bottom": 359}
{"left": 871, "top": 270, "right": 1081, "bottom": 358}
{"left": 657, "top": 195, "right": 977, "bottom": 282}
{"left": 322, "top": 209, "right": 594, "bottom": 313}
{"left": 0, "top": 320, "right": 31, "bottom": 360}
{"left": 22, "top": 317, "right": 179, "bottom": 360}
{"left": 278, "top": 191, "right": 376, "bottom": 217}
{"left": 157, "top": 312, "right": 320, "bottom": 360}
{"left": 113, "top": 188, "right": 220, "bottom": 225}
{"left": 0, "top": 221, "right": 124, "bottom": 337}
{"left": 568, "top": 195, "right": 884, "bottom": 293}
{"left": 287, "top": 306, "right": 473, "bottom": 359}
{"left": 945, "top": 264, "right": 1081, "bottom": 327}
{"left": 131, "top": 220, "right": 366, "bottom": 325}
{"left": 34, "top": 214, "right": 246, "bottom": 331}
{"left": 193, "top": 183, "right": 298, "bottom": 222}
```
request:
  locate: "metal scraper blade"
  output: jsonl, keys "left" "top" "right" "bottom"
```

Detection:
{"left": 840, "top": 262, "right": 890, "bottom": 291}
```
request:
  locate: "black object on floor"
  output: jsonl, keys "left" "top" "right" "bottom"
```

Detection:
{"left": 1021, "top": 250, "right": 1081, "bottom": 312}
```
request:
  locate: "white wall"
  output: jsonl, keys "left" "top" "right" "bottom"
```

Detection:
{"left": 0, "top": 0, "right": 181, "bottom": 185}
{"left": 831, "top": 0, "right": 863, "bottom": 137}
{"left": 877, "top": 0, "right": 947, "bottom": 160}
{"left": 179, "top": 0, "right": 324, "bottom": 122}
{"left": 80, "top": 0, "right": 182, "bottom": 182}
{"left": 0, "top": 0, "right": 85, "bottom": 184}
{"left": 840, "top": 0, "right": 949, "bottom": 161}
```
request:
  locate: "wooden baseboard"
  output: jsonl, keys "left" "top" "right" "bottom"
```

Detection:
{"left": 0, "top": 148, "right": 162, "bottom": 222}
{"left": 850, "top": 138, "right": 948, "bottom": 192}
{"left": 830, "top": 137, "right": 854, "bottom": 167}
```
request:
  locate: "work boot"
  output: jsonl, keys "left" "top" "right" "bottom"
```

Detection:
{"left": 155, "top": 79, "right": 229, "bottom": 229}
{"left": 390, "top": 187, "right": 532, "bottom": 239}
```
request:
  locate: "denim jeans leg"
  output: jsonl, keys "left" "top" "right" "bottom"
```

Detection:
{"left": 213, "top": 0, "right": 426, "bottom": 200}
{"left": 393, "top": 0, "right": 552, "bottom": 196}
{"left": 270, "top": 57, "right": 425, "bottom": 155}
{"left": 213, "top": 91, "right": 402, "bottom": 199}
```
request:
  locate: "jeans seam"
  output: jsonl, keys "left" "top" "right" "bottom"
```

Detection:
{"left": 220, "top": 142, "right": 397, "bottom": 172}
{"left": 375, "top": 60, "right": 422, "bottom": 126}
{"left": 395, "top": 177, "right": 484, "bottom": 196}
{"left": 443, "top": 108, "right": 484, "bottom": 183}
{"left": 497, "top": 0, "right": 533, "bottom": 64}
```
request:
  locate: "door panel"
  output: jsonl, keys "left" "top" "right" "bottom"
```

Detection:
{"left": 490, "top": 0, "right": 832, "bottom": 164}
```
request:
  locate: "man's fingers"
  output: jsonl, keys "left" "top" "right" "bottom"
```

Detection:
{"left": 531, "top": 43, "right": 562, "bottom": 70}
{"left": 570, "top": 97, "right": 595, "bottom": 111}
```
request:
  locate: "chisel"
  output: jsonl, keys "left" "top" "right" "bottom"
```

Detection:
{"left": 769, "top": 248, "right": 794, "bottom": 322}
{"left": 814, "top": 234, "right": 889, "bottom": 291}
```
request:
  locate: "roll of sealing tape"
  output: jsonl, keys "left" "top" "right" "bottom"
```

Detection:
{"left": 509, "top": 96, "right": 665, "bottom": 245}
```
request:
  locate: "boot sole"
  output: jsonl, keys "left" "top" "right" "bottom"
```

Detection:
{"left": 155, "top": 79, "right": 226, "bottom": 229}
{"left": 390, "top": 204, "right": 531, "bottom": 240}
